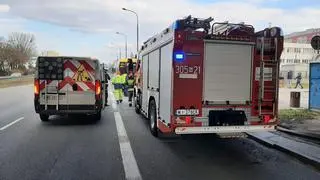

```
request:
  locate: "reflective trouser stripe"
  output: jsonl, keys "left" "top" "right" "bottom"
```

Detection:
{"left": 114, "top": 89, "right": 123, "bottom": 100}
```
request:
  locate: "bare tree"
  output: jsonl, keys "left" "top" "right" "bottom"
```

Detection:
{"left": 0, "top": 32, "right": 37, "bottom": 73}
{"left": 6, "top": 32, "right": 37, "bottom": 70}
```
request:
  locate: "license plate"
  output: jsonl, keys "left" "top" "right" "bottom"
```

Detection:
{"left": 45, "top": 95, "right": 65, "bottom": 101}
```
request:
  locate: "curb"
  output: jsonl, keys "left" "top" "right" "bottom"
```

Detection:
{"left": 248, "top": 134, "right": 320, "bottom": 171}
{"left": 277, "top": 125, "right": 320, "bottom": 141}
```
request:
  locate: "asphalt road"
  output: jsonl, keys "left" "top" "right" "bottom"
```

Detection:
{"left": 0, "top": 85, "right": 319, "bottom": 180}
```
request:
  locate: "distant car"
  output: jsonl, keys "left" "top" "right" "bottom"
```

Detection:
{"left": 10, "top": 73, "right": 22, "bottom": 77}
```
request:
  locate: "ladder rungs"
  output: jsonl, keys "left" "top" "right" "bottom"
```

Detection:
{"left": 262, "top": 60, "right": 279, "bottom": 63}
{"left": 264, "top": 86, "right": 276, "bottom": 88}
{"left": 261, "top": 99, "right": 274, "bottom": 102}
{"left": 260, "top": 112, "right": 274, "bottom": 115}
{"left": 264, "top": 90, "right": 276, "bottom": 93}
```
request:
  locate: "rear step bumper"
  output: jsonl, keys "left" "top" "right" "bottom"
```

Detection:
{"left": 175, "top": 125, "right": 276, "bottom": 134}
{"left": 36, "top": 104, "right": 100, "bottom": 115}
{"left": 39, "top": 109, "right": 99, "bottom": 115}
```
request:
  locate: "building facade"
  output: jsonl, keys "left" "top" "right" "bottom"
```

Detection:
{"left": 280, "top": 28, "right": 320, "bottom": 79}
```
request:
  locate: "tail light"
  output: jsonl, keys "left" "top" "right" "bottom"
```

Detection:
{"left": 185, "top": 116, "right": 192, "bottom": 124}
{"left": 34, "top": 79, "right": 40, "bottom": 98}
{"left": 95, "top": 80, "right": 101, "bottom": 99}
{"left": 263, "top": 115, "right": 271, "bottom": 123}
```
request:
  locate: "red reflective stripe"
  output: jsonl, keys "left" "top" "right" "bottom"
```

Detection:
{"left": 84, "top": 82, "right": 95, "bottom": 91}
{"left": 64, "top": 60, "right": 78, "bottom": 72}
{"left": 75, "top": 83, "right": 84, "bottom": 91}
{"left": 58, "top": 77, "right": 76, "bottom": 90}
{"left": 80, "top": 60, "right": 94, "bottom": 72}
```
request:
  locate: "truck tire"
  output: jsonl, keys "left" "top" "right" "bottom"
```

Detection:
{"left": 94, "top": 111, "right": 102, "bottom": 121}
{"left": 134, "top": 94, "right": 141, "bottom": 114}
{"left": 40, "top": 114, "right": 49, "bottom": 122}
{"left": 148, "top": 99, "right": 158, "bottom": 137}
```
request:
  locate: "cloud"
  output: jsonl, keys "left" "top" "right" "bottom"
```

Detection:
{"left": 0, "top": 4, "right": 10, "bottom": 12}
{"left": 0, "top": 0, "right": 319, "bottom": 61}
{"left": 0, "top": 17, "right": 25, "bottom": 35}
{"left": 2, "top": 0, "right": 319, "bottom": 36}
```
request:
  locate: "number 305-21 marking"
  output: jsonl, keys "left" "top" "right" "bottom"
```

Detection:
{"left": 175, "top": 65, "right": 201, "bottom": 74}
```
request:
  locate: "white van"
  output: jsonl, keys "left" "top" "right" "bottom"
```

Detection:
{"left": 34, "top": 56, "right": 106, "bottom": 121}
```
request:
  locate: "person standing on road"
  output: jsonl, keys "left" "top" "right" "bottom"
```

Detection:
{"left": 112, "top": 71, "right": 123, "bottom": 104}
{"left": 126, "top": 71, "right": 135, "bottom": 107}
{"left": 121, "top": 72, "right": 127, "bottom": 97}
{"left": 127, "top": 58, "right": 134, "bottom": 73}
{"left": 295, "top": 72, "right": 303, "bottom": 89}
{"left": 104, "top": 69, "right": 111, "bottom": 106}
{"left": 287, "top": 70, "right": 293, "bottom": 88}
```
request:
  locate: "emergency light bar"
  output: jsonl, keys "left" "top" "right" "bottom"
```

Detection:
{"left": 174, "top": 15, "right": 213, "bottom": 33}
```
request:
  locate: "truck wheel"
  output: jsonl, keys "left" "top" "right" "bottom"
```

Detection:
{"left": 94, "top": 111, "right": 102, "bottom": 121}
{"left": 148, "top": 99, "right": 158, "bottom": 137}
{"left": 40, "top": 114, "right": 49, "bottom": 122}
{"left": 134, "top": 95, "right": 141, "bottom": 114}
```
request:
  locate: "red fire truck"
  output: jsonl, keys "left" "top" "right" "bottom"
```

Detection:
{"left": 134, "top": 16, "right": 284, "bottom": 137}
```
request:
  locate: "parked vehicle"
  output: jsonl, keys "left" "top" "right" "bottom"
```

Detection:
{"left": 34, "top": 56, "right": 106, "bottom": 121}
{"left": 10, "top": 72, "right": 22, "bottom": 77}
{"left": 134, "top": 16, "right": 284, "bottom": 137}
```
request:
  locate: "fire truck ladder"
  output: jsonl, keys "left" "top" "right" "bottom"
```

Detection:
{"left": 258, "top": 37, "right": 279, "bottom": 117}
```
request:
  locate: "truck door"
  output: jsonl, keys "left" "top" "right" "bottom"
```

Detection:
{"left": 63, "top": 58, "right": 96, "bottom": 110}
{"left": 38, "top": 57, "right": 65, "bottom": 111}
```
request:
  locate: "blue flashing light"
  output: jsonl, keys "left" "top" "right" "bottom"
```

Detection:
{"left": 174, "top": 51, "right": 185, "bottom": 62}
{"left": 173, "top": 20, "right": 180, "bottom": 30}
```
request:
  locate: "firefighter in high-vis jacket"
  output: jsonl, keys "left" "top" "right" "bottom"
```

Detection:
{"left": 121, "top": 73, "right": 128, "bottom": 97}
{"left": 112, "top": 71, "right": 123, "bottom": 104}
{"left": 126, "top": 71, "right": 135, "bottom": 107}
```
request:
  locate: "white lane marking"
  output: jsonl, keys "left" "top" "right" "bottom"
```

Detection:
{"left": 114, "top": 112, "right": 142, "bottom": 180}
{"left": 0, "top": 117, "right": 24, "bottom": 131}
{"left": 109, "top": 91, "right": 118, "bottom": 110}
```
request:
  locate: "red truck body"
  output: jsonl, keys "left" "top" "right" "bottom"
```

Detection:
{"left": 135, "top": 16, "right": 284, "bottom": 137}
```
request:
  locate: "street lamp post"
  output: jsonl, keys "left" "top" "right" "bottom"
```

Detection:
{"left": 122, "top": 8, "right": 139, "bottom": 55}
{"left": 116, "top": 32, "right": 127, "bottom": 58}
{"left": 110, "top": 42, "right": 122, "bottom": 59}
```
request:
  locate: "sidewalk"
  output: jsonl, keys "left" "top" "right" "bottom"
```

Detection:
{"left": 279, "top": 88, "right": 309, "bottom": 109}
{"left": 279, "top": 119, "right": 320, "bottom": 140}
{"left": 248, "top": 131, "right": 320, "bottom": 169}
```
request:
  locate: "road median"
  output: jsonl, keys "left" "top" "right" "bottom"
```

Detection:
{"left": 0, "top": 75, "right": 33, "bottom": 88}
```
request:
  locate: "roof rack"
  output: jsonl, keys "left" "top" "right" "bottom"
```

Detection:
{"left": 211, "top": 22, "right": 254, "bottom": 36}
